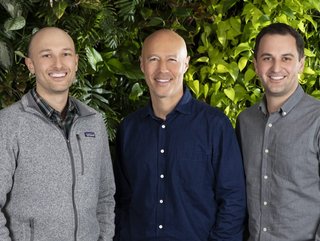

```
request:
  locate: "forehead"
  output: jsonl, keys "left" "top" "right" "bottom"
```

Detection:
{"left": 29, "top": 28, "right": 75, "bottom": 55}
{"left": 142, "top": 31, "right": 187, "bottom": 57}
{"left": 258, "top": 34, "right": 298, "bottom": 55}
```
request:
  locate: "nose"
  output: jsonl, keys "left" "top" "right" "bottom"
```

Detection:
{"left": 52, "top": 56, "right": 63, "bottom": 68}
{"left": 159, "top": 60, "right": 168, "bottom": 72}
{"left": 271, "top": 59, "right": 281, "bottom": 72}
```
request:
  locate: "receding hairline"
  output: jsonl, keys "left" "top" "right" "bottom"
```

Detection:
{"left": 27, "top": 27, "right": 75, "bottom": 57}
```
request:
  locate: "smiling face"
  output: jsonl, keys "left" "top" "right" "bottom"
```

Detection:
{"left": 25, "top": 27, "right": 79, "bottom": 101}
{"left": 140, "top": 30, "right": 190, "bottom": 105}
{"left": 254, "top": 33, "right": 304, "bottom": 100}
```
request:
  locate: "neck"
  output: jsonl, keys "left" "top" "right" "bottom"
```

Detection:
{"left": 151, "top": 96, "right": 180, "bottom": 120}
{"left": 38, "top": 91, "right": 69, "bottom": 113}
{"left": 266, "top": 95, "right": 288, "bottom": 114}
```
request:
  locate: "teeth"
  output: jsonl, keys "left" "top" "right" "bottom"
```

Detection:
{"left": 49, "top": 72, "right": 66, "bottom": 77}
{"left": 157, "top": 79, "right": 170, "bottom": 83}
{"left": 270, "top": 76, "right": 284, "bottom": 80}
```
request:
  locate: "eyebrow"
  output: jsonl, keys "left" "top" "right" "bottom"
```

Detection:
{"left": 38, "top": 48, "right": 74, "bottom": 53}
{"left": 146, "top": 54, "right": 178, "bottom": 58}
{"left": 259, "top": 53, "right": 295, "bottom": 58}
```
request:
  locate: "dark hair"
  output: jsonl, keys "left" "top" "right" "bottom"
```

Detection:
{"left": 254, "top": 23, "right": 304, "bottom": 60}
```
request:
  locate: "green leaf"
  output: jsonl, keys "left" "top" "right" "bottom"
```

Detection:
{"left": 191, "top": 80, "right": 200, "bottom": 96}
{"left": 244, "top": 68, "right": 256, "bottom": 83}
{"left": 52, "top": 0, "right": 68, "bottom": 19}
{"left": 203, "top": 83, "right": 209, "bottom": 99}
{"left": 234, "top": 42, "right": 251, "bottom": 57}
{"left": 196, "top": 56, "right": 209, "bottom": 63}
{"left": 303, "top": 66, "right": 316, "bottom": 75}
{"left": 304, "top": 48, "right": 316, "bottom": 57}
{"left": 224, "top": 87, "right": 235, "bottom": 101}
{"left": 0, "top": 40, "right": 12, "bottom": 68}
{"left": 216, "top": 64, "right": 229, "bottom": 73}
{"left": 146, "top": 17, "right": 165, "bottom": 27}
{"left": 106, "top": 58, "right": 126, "bottom": 73}
{"left": 4, "top": 16, "right": 25, "bottom": 31}
{"left": 14, "top": 50, "right": 26, "bottom": 58}
{"left": 217, "top": 21, "right": 228, "bottom": 47}
{"left": 238, "top": 56, "right": 248, "bottom": 71}
{"left": 228, "top": 62, "right": 239, "bottom": 81}
{"left": 85, "top": 46, "right": 103, "bottom": 71}
{"left": 129, "top": 83, "right": 143, "bottom": 101}
{"left": 0, "top": 0, "right": 22, "bottom": 17}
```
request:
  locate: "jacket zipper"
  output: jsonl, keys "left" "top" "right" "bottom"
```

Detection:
{"left": 66, "top": 138, "right": 78, "bottom": 241}
{"left": 76, "top": 134, "right": 84, "bottom": 175}
{"left": 29, "top": 218, "right": 34, "bottom": 241}
{"left": 33, "top": 113, "right": 80, "bottom": 241}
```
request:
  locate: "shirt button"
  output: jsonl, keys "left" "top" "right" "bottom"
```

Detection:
{"left": 263, "top": 227, "right": 267, "bottom": 232}
{"left": 265, "top": 149, "right": 269, "bottom": 153}
{"left": 282, "top": 111, "right": 287, "bottom": 116}
{"left": 160, "top": 149, "right": 164, "bottom": 153}
{"left": 264, "top": 175, "right": 268, "bottom": 179}
{"left": 161, "top": 124, "right": 166, "bottom": 129}
{"left": 268, "top": 123, "right": 272, "bottom": 127}
{"left": 159, "top": 199, "right": 164, "bottom": 204}
{"left": 159, "top": 225, "right": 163, "bottom": 229}
{"left": 160, "top": 174, "right": 164, "bottom": 179}
{"left": 263, "top": 201, "right": 268, "bottom": 206}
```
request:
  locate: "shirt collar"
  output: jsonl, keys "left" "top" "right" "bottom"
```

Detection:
{"left": 31, "top": 88, "right": 78, "bottom": 120}
{"left": 259, "top": 85, "right": 304, "bottom": 116}
{"left": 144, "top": 86, "right": 193, "bottom": 119}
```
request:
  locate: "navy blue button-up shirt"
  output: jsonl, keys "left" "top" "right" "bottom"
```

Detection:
{"left": 114, "top": 88, "right": 246, "bottom": 241}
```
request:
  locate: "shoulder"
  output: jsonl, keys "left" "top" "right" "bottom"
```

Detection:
{"left": 192, "top": 98, "right": 230, "bottom": 123}
{"left": 302, "top": 93, "right": 320, "bottom": 107}
{"left": 238, "top": 102, "right": 260, "bottom": 119}
{"left": 121, "top": 106, "right": 148, "bottom": 125}
{"left": 0, "top": 100, "right": 24, "bottom": 121}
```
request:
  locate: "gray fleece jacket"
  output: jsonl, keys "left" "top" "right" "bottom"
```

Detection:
{"left": 0, "top": 91, "right": 115, "bottom": 241}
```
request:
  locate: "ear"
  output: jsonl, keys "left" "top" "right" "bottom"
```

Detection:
{"left": 298, "top": 56, "right": 305, "bottom": 73}
{"left": 25, "top": 57, "right": 35, "bottom": 74}
{"left": 253, "top": 58, "right": 258, "bottom": 73}
{"left": 139, "top": 56, "right": 145, "bottom": 73}
{"left": 183, "top": 56, "right": 190, "bottom": 74}
{"left": 75, "top": 54, "right": 79, "bottom": 71}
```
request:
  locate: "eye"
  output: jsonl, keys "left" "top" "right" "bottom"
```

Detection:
{"left": 63, "top": 52, "right": 72, "bottom": 57}
{"left": 148, "top": 57, "right": 159, "bottom": 62}
{"left": 262, "top": 56, "right": 271, "bottom": 61}
{"left": 282, "top": 56, "right": 292, "bottom": 62}
{"left": 41, "top": 54, "right": 51, "bottom": 58}
{"left": 168, "top": 58, "right": 177, "bottom": 62}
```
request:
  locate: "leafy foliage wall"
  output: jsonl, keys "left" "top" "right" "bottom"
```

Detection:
{"left": 1, "top": 0, "right": 320, "bottom": 140}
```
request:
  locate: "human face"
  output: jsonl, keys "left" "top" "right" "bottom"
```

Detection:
{"left": 25, "top": 27, "right": 78, "bottom": 100}
{"left": 254, "top": 34, "right": 304, "bottom": 100}
{"left": 140, "top": 30, "right": 190, "bottom": 104}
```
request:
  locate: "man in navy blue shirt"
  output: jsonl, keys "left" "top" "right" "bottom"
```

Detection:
{"left": 114, "top": 29, "right": 246, "bottom": 241}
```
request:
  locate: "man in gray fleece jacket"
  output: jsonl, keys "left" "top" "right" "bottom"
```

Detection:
{"left": 0, "top": 27, "right": 115, "bottom": 240}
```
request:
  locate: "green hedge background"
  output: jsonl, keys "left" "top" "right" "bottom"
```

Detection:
{"left": 1, "top": 0, "right": 320, "bottom": 140}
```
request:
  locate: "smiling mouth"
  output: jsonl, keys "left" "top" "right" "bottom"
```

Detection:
{"left": 155, "top": 78, "right": 171, "bottom": 83}
{"left": 269, "top": 75, "right": 285, "bottom": 81}
{"left": 49, "top": 72, "right": 67, "bottom": 78}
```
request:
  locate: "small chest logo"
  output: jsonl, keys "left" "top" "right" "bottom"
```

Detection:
{"left": 84, "top": 131, "right": 96, "bottom": 138}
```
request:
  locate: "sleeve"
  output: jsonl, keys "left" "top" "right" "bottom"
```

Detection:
{"left": 97, "top": 118, "right": 116, "bottom": 241}
{"left": 0, "top": 115, "right": 16, "bottom": 241}
{"left": 209, "top": 116, "right": 247, "bottom": 241}
{"left": 113, "top": 123, "right": 131, "bottom": 241}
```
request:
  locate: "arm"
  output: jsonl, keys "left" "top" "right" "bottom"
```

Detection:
{"left": 0, "top": 116, "right": 15, "bottom": 241}
{"left": 209, "top": 117, "right": 247, "bottom": 241}
{"left": 97, "top": 119, "right": 116, "bottom": 241}
{"left": 113, "top": 124, "right": 131, "bottom": 241}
